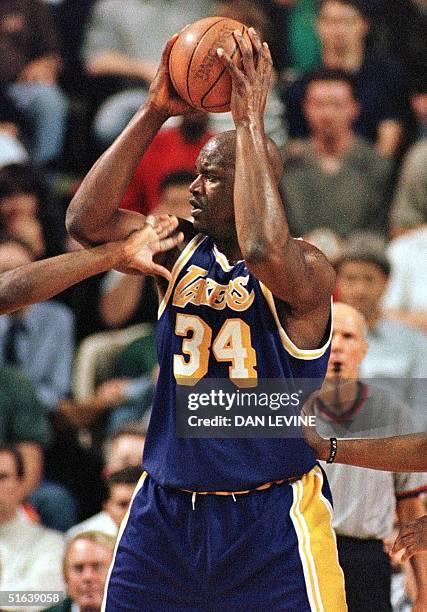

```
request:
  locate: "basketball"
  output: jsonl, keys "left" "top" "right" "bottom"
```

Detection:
{"left": 169, "top": 17, "right": 250, "bottom": 113}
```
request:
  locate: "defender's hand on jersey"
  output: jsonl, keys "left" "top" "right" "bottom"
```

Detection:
{"left": 217, "top": 27, "right": 272, "bottom": 127}
{"left": 119, "top": 215, "right": 184, "bottom": 279}
{"left": 147, "top": 34, "right": 195, "bottom": 119}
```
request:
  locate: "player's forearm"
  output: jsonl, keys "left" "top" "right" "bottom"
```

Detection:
{"left": 397, "top": 498, "right": 427, "bottom": 600}
{"left": 234, "top": 123, "right": 290, "bottom": 261}
{"left": 66, "top": 104, "right": 165, "bottom": 245}
{"left": 0, "top": 243, "right": 125, "bottom": 315}
{"left": 320, "top": 434, "right": 427, "bottom": 471}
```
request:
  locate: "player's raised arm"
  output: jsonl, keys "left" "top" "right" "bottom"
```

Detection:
{"left": 218, "top": 29, "right": 335, "bottom": 338}
{"left": 66, "top": 35, "right": 194, "bottom": 247}
{"left": 0, "top": 217, "right": 183, "bottom": 314}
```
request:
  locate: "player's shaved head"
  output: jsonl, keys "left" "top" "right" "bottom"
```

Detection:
{"left": 202, "top": 130, "right": 284, "bottom": 183}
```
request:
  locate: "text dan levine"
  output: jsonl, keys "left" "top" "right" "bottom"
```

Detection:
{"left": 187, "top": 415, "right": 317, "bottom": 427}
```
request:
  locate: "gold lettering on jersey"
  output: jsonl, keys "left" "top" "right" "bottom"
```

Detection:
{"left": 173, "top": 265, "right": 255, "bottom": 312}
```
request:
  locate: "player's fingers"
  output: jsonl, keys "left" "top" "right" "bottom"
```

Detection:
{"left": 157, "top": 232, "right": 184, "bottom": 252}
{"left": 234, "top": 30, "right": 255, "bottom": 77}
{"left": 156, "top": 221, "right": 180, "bottom": 241}
{"left": 217, "top": 48, "right": 244, "bottom": 84}
{"left": 401, "top": 544, "right": 418, "bottom": 562}
{"left": 392, "top": 532, "right": 415, "bottom": 554}
{"left": 149, "top": 263, "right": 172, "bottom": 281}
{"left": 155, "top": 215, "right": 179, "bottom": 238}
{"left": 247, "top": 27, "right": 263, "bottom": 56}
{"left": 161, "top": 34, "right": 179, "bottom": 66}
{"left": 145, "top": 215, "right": 157, "bottom": 229}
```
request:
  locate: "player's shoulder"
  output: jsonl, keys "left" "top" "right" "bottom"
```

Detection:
{"left": 291, "top": 237, "right": 334, "bottom": 272}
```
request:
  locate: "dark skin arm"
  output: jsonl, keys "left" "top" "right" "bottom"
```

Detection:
{"left": 0, "top": 217, "right": 183, "bottom": 315}
{"left": 301, "top": 398, "right": 427, "bottom": 471}
{"left": 218, "top": 29, "right": 335, "bottom": 349}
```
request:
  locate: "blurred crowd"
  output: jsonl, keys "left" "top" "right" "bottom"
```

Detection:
{"left": 0, "top": 0, "right": 426, "bottom": 610}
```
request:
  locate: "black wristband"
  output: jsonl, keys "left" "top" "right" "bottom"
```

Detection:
{"left": 326, "top": 437, "right": 337, "bottom": 463}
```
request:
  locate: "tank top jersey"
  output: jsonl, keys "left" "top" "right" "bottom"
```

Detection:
{"left": 143, "top": 234, "right": 332, "bottom": 491}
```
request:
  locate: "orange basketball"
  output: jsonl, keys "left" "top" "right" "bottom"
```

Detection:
{"left": 169, "top": 17, "right": 250, "bottom": 113}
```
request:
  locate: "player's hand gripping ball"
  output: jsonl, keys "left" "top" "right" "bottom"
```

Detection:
{"left": 169, "top": 17, "right": 252, "bottom": 112}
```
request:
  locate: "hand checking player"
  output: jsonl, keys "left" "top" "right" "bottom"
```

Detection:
{"left": 147, "top": 33, "right": 195, "bottom": 119}
{"left": 217, "top": 27, "right": 272, "bottom": 127}
{"left": 119, "top": 215, "right": 183, "bottom": 279}
{"left": 392, "top": 516, "right": 427, "bottom": 561}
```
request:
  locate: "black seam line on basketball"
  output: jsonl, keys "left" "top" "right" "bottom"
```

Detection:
{"left": 186, "top": 18, "right": 227, "bottom": 105}
{"left": 201, "top": 26, "right": 245, "bottom": 109}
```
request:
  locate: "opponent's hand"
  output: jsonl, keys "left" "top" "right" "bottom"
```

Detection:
{"left": 119, "top": 215, "right": 184, "bottom": 279}
{"left": 300, "top": 394, "right": 329, "bottom": 461}
{"left": 217, "top": 27, "right": 272, "bottom": 127}
{"left": 392, "top": 516, "right": 427, "bottom": 561}
{"left": 147, "top": 34, "right": 195, "bottom": 118}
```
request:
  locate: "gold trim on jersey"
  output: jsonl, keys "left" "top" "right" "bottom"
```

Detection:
{"left": 158, "top": 234, "right": 207, "bottom": 319}
{"left": 290, "top": 466, "right": 347, "bottom": 611}
{"left": 212, "top": 244, "right": 244, "bottom": 272}
{"left": 259, "top": 283, "right": 333, "bottom": 360}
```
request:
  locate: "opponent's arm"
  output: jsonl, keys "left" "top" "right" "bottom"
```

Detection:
{"left": 396, "top": 498, "right": 427, "bottom": 611}
{"left": 66, "top": 35, "right": 194, "bottom": 247}
{"left": 308, "top": 432, "right": 427, "bottom": 472}
{"left": 0, "top": 217, "right": 183, "bottom": 315}
{"left": 218, "top": 30, "right": 334, "bottom": 335}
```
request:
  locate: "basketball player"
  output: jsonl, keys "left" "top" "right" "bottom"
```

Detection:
{"left": 66, "top": 29, "right": 347, "bottom": 610}
{"left": 0, "top": 216, "right": 182, "bottom": 315}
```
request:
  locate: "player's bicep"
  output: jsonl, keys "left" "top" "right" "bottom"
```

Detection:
{"left": 249, "top": 239, "right": 335, "bottom": 313}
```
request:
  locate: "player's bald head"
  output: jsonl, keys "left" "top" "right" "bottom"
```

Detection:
{"left": 201, "top": 130, "right": 284, "bottom": 183}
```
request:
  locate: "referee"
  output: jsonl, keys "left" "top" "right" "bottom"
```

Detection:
{"left": 313, "top": 303, "right": 427, "bottom": 612}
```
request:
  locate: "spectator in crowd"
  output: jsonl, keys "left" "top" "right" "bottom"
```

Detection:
{"left": 285, "top": 0, "right": 410, "bottom": 157}
{"left": 0, "top": 1, "right": 68, "bottom": 166}
{"left": 310, "top": 303, "right": 427, "bottom": 612}
{"left": 0, "top": 366, "right": 50, "bottom": 497}
{"left": 46, "top": 531, "right": 115, "bottom": 612}
{"left": 411, "top": 81, "right": 427, "bottom": 140}
{"left": 0, "top": 164, "right": 65, "bottom": 258}
{"left": 0, "top": 445, "right": 65, "bottom": 601}
{"left": 389, "top": 139, "right": 427, "bottom": 236}
{"left": 367, "top": 1, "right": 427, "bottom": 95}
{"left": 67, "top": 466, "right": 143, "bottom": 539}
{"left": 383, "top": 225, "right": 427, "bottom": 334}
{"left": 280, "top": 70, "right": 392, "bottom": 237}
{"left": 0, "top": 89, "right": 29, "bottom": 167}
{"left": 103, "top": 424, "right": 147, "bottom": 477}
{"left": 121, "top": 113, "right": 213, "bottom": 215}
{"left": 82, "top": 0, "right": 213, "bottom": 146}
{"left": 336, "top": 232, "right": 427, "bottom": 426}
{"left": 101, "top": 332, "right": 158, "bottom": 436}
{"left": 0, "top": 236, "right": 74, "bottom": 412}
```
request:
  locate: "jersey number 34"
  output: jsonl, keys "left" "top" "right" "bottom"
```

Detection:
{"left": 174, "top": 313, "right": 257, "bottom": 387}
